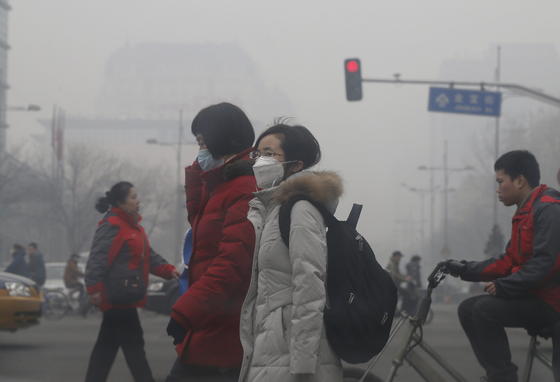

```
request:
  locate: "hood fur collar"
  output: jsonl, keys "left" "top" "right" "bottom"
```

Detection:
{"left": 274, "top": 171, "right": 343, "bottom": 206}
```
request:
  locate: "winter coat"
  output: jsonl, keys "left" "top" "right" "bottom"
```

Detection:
{"left": 461, "top": 185, "right": 560, "bottom": 312}
{"left": 239, "top": 171, "right": 344, "bottom": 382}
{"left": 5, "top": 248, "right": 29, "bottom": 278}
{"left": 386, "top": 258, "right": 407, "bottom": 285}
{"left": 28, "top": 252, "right": 46, "bottom": 287}
{"left": 64, "top": 259, "right": 84, "bottom": 288}
{"left": 406, "top": 261, "right": 422, "bottom": 288}
{"left": 85, "top": 207, "right": 176, "bottom": 312}
{"left": 171, "top": 149, "right": 256, "bottom": 368}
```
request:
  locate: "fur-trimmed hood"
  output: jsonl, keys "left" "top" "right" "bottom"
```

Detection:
{"left": 273, "top": 171, "right": 343, "bottom": 212}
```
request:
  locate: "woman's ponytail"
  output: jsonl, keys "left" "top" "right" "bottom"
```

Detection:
{"left": 95, "top": 194, "right": 111, "bottom": 213}
{"left": 95, "top": 181, "right": 134, "bottom": 213}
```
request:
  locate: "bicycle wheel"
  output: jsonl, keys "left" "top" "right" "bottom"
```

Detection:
{"left": 343, "top": 366, "right": 382, "bottom": 382}
{"left": 43, "top": 290, "right": 70, "bottom": 320}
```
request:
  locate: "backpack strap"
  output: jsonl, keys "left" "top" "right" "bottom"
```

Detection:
{"left": 278, "top": 194, "right": 334, "bottom": 248}
{"left": 346, "top": 204, "right": 363, "bottom": 229}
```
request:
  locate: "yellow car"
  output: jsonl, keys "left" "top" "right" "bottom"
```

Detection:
{"left": 0, "top": 271, "right": 43, "bottom": 332}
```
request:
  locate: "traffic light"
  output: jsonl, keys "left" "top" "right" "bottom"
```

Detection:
{"left": 344, "top": 58, "right": 362, "bottom": 101}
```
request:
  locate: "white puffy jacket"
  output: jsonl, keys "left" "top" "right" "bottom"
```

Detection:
{"left": 239, "top": 171, "right": 344, "bottom": 382}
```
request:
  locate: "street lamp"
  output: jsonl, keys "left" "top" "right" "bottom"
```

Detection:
{"left": 0, "top": 104, "right": 42, "bottom": 153}
{"left": 418, "top": 140, "right": 474, "bottom": 259}
{"left": 401, "top": 182, "right": 430, "bottom": 251}
{"left": 7, "top": 104, "right": 41, "bottom": 112}
{"left": 146, "top": 110, "right": 190, "bottom": 265}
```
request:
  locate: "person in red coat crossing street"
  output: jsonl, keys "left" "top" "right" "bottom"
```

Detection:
{"left": 165, "top": 103, "right": 257, "bottom": 381}
{"left": 85, "top": 181, "right": 179, "bottom": 382}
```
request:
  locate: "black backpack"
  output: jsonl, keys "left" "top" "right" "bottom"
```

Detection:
{"left": 279, "top": 195, "right": 398, "bottom": 364}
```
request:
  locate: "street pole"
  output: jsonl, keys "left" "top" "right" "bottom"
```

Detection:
{"left": 442, "top": 140, "right": 450, "bottom": 258}
{"left": 401, "top": 183, "right": 430, "bottom": 252}
{"left": 175, "top": 109, "right": 184, "bottom": 265}
{"left": 419, "top": 143, "right": 473, "bottom": 260}
{"left": 493, "top": 45, "right": 501, "bottom": 227}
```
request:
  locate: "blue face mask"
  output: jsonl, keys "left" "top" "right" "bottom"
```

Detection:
{"left": 197, "top": 149, "right": 224, "bottom": 172}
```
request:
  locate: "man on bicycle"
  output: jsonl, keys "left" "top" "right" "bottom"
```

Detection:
{"left": 64, "top": 254, "right": 88, "bottom": 315}
{"left": 445, "top": 150, "right": 560, "bottom": 382}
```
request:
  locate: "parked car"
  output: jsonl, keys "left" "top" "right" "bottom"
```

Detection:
{"left": 144, "top": 276, "right": 180, "bottom": 315}
{"left": 0, "top": 271, "right": 43, "bottom": 332}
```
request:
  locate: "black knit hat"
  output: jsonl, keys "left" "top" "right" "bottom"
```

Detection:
{"left": 191, "top": 103, "right": 255, "bottom": 158}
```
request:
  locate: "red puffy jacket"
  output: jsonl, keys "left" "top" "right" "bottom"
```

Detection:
{"left": 462, "top": 185, "right": 560, "bottom": 312}
{"left": 171, "top": 149, "right": 256, "bottom": 367}
{"left": 85, "top": 207, "right": 177, "bottom": 311}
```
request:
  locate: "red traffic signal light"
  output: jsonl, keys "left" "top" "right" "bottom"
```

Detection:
{"left": 344, "top": 58, "right": 362, "bottom": 101}
{"left": 346, "top": 60, "right": 360, "bottom": 73}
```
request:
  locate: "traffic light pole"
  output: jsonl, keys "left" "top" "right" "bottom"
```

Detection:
{"left": 361, "top": 77, "right": 560, "bottom": 108}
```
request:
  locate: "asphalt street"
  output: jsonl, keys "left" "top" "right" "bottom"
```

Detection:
{"left": 0, "top": 304, "right": 554, "bottom": 382}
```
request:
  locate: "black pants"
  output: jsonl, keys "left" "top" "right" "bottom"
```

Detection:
{"left": 85, "top": 308, "right": 154, "bottom": 382}
{"left": 458, "top": 294, "right": 560, "bottom": 382}
{"left": 165, "top": 359, "right": 240, "bottom": 382}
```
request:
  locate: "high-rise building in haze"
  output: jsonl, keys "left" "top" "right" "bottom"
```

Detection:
{"left": 96, "top": 42, "right": 292, "bottom": 124}
{"left": 0, "top": 0, "right": 10, "bottom": 152}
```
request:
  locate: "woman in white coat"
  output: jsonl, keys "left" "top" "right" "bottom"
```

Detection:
{"left": 239, "top": 123, "right": 344, "bottom": 382}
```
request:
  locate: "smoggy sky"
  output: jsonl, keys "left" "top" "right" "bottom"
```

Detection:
{"left": 7, "top": 0, "right": 560, "bottom": 261}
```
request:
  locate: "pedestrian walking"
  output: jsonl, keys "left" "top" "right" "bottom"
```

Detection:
{"left": 165, "top": 103, "right": 256, "bottom": 381}
{"left": 85, "top": 181, "right": 179, "bottom": 382}
{"left": 4, "top": 243, "right": 29, "bottom": 278}
{"left": 239, "top": 122, "right": 344, "bottom": 382}
{"left": 27, "top": 242, "right": 46, "bottom": 287}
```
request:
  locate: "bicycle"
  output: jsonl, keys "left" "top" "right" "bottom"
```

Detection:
{"left": 344, "top": 262, "right": 558, "bottom": 382}
{"left": 42, "top": 288, "right": 70, "bottom": 320}
{"left": 42, "top": 286, "right": 96, "bottom": 319}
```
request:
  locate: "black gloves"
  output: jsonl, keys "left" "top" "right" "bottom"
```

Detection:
{"left": 441, "top": 259, "right": 467, "bottom": 277}
{"left": 166, "top": 317, "right": 187, "bottom": 345}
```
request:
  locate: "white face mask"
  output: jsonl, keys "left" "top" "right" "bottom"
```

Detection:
{"left": 253, "top": 156, "right": 285, "bottom": 189}
{"left": 197, "top": 149, "right": 224, "bottom": 172}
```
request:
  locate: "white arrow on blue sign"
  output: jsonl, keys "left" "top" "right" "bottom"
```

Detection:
{"left": 428, "top": 87, "right": 502, "bottom": 117}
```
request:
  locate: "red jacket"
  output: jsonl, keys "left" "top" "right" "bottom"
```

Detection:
{"left": 171, "top": 149, "right": 256, "bottom": 367}
{"left": 85, "top": 207, "right": 176, "bottom": 311}
{"left": 462, "top": 185, "right": 560, "bottom": 311}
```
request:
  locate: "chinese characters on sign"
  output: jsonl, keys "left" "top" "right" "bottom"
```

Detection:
{"left": 428, "top": 87, "right": 502, "bottom": 117}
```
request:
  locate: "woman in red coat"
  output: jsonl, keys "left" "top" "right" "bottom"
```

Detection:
{"left": 85, "top": 181, "right": 178, "bottom": 382}
{"left": 166, "top": 103, "right": 257, "bottom": 381}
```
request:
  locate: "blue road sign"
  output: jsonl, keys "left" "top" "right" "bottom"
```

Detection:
{"left": 428, "top": 87, "right": 502, "bottom": 117}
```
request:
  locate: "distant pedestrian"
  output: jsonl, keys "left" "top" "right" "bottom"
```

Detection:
{"left": 387, "top": 251, "right": 414, "bottom": 314}
{"left": 27, "top": 242, "right": 46, "bottom": 287}
{"left": 64, "top": 253, "right": 84, "bottom": 291}
{"left": 406, "top": 254, "right": 422, "bottom": 288}
{"left": 4, "top": 244, "right": 29, "bottom": 278}
{"left": 85, "top": 181, "right": 179, "bottom": 382}
{"left": 386, "top": 251, "right": 410, "bottom": 285}
{"left": 64, "top": 253, "right": 88, "bottom": 314}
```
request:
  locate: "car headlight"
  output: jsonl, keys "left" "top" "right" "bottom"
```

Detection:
{"left": 5, "top": 281, "right": 33, "bottom": 297}
{"left": 148, "top": 281, "right": 164, "bottom": 292}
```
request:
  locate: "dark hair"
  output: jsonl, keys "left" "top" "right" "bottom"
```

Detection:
{"left": 13, "top": 243, "right": 24, "bottom": 251}
{"left": 28, "top": 242, "right": 38, "bottom": 249}
{"left": 494, "top": 150, "right": 540, "bottom": 188}
{"left": 191, "top": 103, "right": 254, "bottom": 158}
{"left": 255, "top": 122, "right": 321, "bottom": 170}
{"left": 411, "top": 255, "right": 421, "bottom": 262}
{"left": 95, "top": 181, "right": 134, "bottom": 213}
